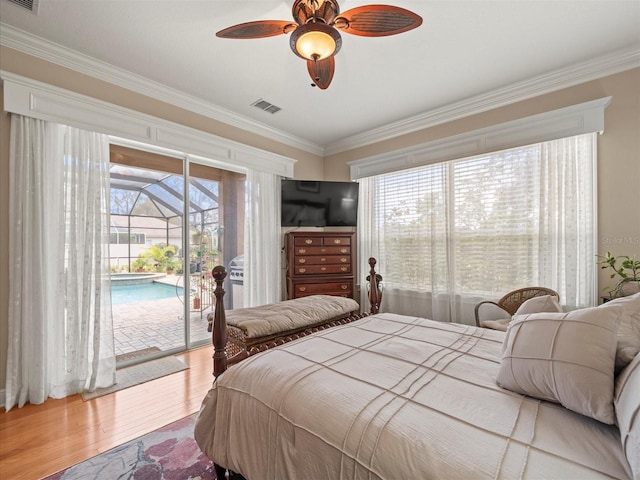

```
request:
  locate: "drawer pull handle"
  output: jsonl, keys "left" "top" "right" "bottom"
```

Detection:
{"left": 340, "top": 257, "right": 347, "bottom": 263}
{"left": 320, "top": 248, "right": 326, "bottom": 252}
{"left": 321, "top": 257, "right": 326, "bottom": 262}
{"left": 321, "top": 267, "right": 326, "bottom": 271}
{"left": 305, "top": 239, "right": 313, "bottom": 244}
{"left": 298, "top": 258, "right": 306, "bottom": 264}
{"left": 341, "top": 284, "right": 348, "bottom": 290}
{"left": 298, "top": 268, "right": 306, "bottom": 273}
{"left": 299, "top": 248, "right": 306, "bottom": 254}
{"left": 341, "top": 248, "right": 348, "bottom": 253}
{"left": 299, "top": 286, "right": 307, "bottom": 292}
{"left": 341, "top": 267, "right": 347, "bottom": 272}
{"left": 333, "top": 239, "right": 342, "bottom": 244}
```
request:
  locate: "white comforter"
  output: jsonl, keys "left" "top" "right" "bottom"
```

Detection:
{"left": 195, "top": 313, "right": 632, "bottom": 479}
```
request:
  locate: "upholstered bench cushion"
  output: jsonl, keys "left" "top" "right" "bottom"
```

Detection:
{"left": 225, "top": 295, "right": 360, "bottom": 339}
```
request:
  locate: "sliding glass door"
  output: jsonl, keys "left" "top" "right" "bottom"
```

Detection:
{"left": 109, "top": 146, "right": 245, "bottom": 365}
{"left": 186, "top": 161, "right": 245, "bottom": 346}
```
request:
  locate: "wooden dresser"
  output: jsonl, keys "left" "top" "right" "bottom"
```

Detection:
{"left": 286, "top": 231, "right": 355, "bottom": 300}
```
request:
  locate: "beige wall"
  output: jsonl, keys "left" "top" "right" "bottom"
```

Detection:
{"left": 1, "top": 46, "right": 638, "bottom": 391}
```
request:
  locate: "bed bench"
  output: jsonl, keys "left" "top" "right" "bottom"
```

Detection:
{"left": 207, "top": 294, "right": 362, "bottom": 363}
{"left": 208, "top": 257, "right": 383, "bottom": 368}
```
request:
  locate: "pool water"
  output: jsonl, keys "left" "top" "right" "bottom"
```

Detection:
{"left": 111, "top": 282, "right": 185, "bottom": 305}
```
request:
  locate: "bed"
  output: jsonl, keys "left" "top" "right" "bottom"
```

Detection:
{"left": 195, "top": 262, "right": 639, "bottom": 480}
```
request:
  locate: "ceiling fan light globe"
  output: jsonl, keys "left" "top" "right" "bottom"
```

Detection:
{"left": 290, "top": 23, "right": 342, "bottom": 61}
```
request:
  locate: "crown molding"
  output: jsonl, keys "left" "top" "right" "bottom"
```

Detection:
{"left": 0, "top": 23, "right": 325, "bottom": 157}
{"left": 326, "top": 46, "right": 640, "bottom": 156}
{"left": 349, "top": 96, "right": 611, "bottom": 180}
{"left": 1, "top": 23, "right": 638, "bottom": 159}
{"left": 2, "top": 70, "right": 297, "bottom": 177}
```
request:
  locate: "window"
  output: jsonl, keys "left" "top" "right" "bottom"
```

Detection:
{"left": 109, "top": 232, "right": 145, "bottom": 244}
{"left": 359, "top": 133, "right": 596, "bottom": 321}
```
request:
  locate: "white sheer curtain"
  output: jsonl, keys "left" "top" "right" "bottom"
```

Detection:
{"left": 243, "top": 169, "right": 281, "bottom": 307}
{"left": 357, "top": 134, "right": 597, "bottom": 324}
{"left": 6, "top": 115, "right": 115, "bottom": 410}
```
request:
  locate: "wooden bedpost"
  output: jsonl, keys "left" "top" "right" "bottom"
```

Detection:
{"left": 367, "top": 257, "right": 383, "bottom": 314}
{"left": 212, "top": 266, "right": 228, "bottom": 378}
{"left": 211, "top": 269, "right": 247, "bottom": 479}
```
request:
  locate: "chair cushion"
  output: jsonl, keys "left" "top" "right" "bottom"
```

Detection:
{"left": 497, "top": 306, "right": 621, "bottom": 424}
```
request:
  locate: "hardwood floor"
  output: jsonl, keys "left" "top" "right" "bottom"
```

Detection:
{"left": 0, "top": 346, "right": 215, "bottom": 480}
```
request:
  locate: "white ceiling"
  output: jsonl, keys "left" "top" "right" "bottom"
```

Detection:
{"left": 1, "top": 0, "right": 639, "bottom": 155}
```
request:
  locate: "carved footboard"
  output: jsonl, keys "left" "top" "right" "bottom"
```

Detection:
{"left": 210, "top": 256, "right": 382, "bottom": 378}
{"left": 225, "top": 312, "right": 366, "bottom": 363}
{"left": 209, "top": 257, "right": 383, "bottom": 369}
{"left": 207, "top": 301, "right": 368, "bottom": 366}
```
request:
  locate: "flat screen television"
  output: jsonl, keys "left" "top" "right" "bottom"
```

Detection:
{"left": 281, "top": 180, "right": 359, "bottom": 227}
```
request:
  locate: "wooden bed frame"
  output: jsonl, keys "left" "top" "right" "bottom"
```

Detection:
{"left": 208, "top": 257, "right": 382, "bottom": 479}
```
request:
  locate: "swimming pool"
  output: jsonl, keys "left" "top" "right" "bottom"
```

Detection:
{"left": 111, "top": 282, "right": 185, "bottom": 305}
{"left": 110, "top": 273, "right": 164, "bottom": 285}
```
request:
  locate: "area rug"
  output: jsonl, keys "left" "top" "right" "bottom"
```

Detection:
{"left": 82, "top": 356, "right": 189, "bottom": 400}
{"left": 116, "top": 346, "right": 162, "bottom": 364}
{"left": 43, "top": 413, "right": 216, "bottom": 480}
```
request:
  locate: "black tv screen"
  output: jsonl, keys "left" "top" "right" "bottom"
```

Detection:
{"left": 281, "top": 180, "right": 359, "bottom": 227}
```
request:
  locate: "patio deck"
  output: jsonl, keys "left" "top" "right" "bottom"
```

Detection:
{"left": 111, "top": 274, "right": 213, "bottom": 358}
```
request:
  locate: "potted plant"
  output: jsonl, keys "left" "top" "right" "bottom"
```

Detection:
{"left": 597, "top": 251, "right": 640, "bottom": 298}
{"left": 193, "top": 293, "right": 201, "bottom": 310}
{"left": 132, "top": 256, "right": 148, "bottom": 272}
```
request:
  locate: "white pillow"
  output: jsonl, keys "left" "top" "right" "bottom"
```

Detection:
{"left": 513, "top": 294, "right": 563, "bottom": 315}
{"left": 614, "top": 352, "right": 640, "bottom": 479}
{"left": 497, "top": 306, "right": 621, "bottom": 424}
{"left": 598, "top": 292, "right": 640, "bottom": 373}
{"left": 480, "top": 318, "right": 511, "bottom": 332}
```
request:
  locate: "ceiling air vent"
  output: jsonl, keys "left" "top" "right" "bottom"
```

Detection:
{"left": 8, "top": 0, "right": 39, "bottom": 13}
{"left": 251, "top": 99, "right": 282, "bottom": 115}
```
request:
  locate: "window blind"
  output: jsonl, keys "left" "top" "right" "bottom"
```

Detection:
{"left": 360, "top": 133, "right": 596, "bottom": 322}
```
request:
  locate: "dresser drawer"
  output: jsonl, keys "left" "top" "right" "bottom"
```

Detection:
{"left": 294, "top": 265, "right": 351, "bottom": 275}
{"left": 294, "top": 237, "right": 323, "bottom": 246}
{"left": 294, "top": 246, "right": 350, "bottom": 255}
{"left": 323, "top": 236, "right": 351, "bottom": 246}
{"left": 295, "top": 255, "right": 350, "bottom": 265}
{"left": 294, "top": 281, "right": 353, "bottom": 297}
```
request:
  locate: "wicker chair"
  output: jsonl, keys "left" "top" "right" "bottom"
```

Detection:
{"left": 474, "top": 287, "right": 560, "bottom": 330}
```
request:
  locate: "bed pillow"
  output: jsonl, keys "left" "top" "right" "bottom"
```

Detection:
{"left": 480, "top": 318, "right": 511, "bottom": 331}
{"left": 614, "top": 351, "right": 640, "bottom": 478}
{"left": 598, "top": 292, "right": 640, "bottom": 373}
{"left": 513, "top": 294, "right": 563, "bottom": 315}
{"left": 497, "top": 306, "right": 621, "bottom": 424}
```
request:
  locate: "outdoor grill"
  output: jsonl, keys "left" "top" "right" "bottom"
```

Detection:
{"left": 229, "top": 254, "right": 244, "bottom": 309}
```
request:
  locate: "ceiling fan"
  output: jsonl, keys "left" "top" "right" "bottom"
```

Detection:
{"left": 216, "top": 0, "right": 422, "bottom": 89}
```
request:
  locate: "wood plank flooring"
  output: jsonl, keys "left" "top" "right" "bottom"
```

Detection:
{"left": 0, "top": 346, "right": 215, "bottom": 480}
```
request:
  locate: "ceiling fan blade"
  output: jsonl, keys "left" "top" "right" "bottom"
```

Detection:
{"left": 307, "top": 57, "right": 335, "bottom": 90}
{"left": 216, "top": 20, "right": 297, "bottom": 39}
{"left": 334, "top": 5, "right": 422, "bottom": 37}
